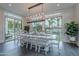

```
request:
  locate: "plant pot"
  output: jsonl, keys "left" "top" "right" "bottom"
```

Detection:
{"left": 70, "top": 37, "right": 76, "bottom": 41}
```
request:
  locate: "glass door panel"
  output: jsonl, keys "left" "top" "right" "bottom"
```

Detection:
{"left": 44, "top": 17, "right": 62, "bottom": 41}
{"left": 5, "top": 17, "right": 14, "bottom": 41}
{"left": 5, "top": 17, "right": 22, "bottom": 41}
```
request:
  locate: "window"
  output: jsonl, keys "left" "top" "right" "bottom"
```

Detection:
{"left": 44, "top": 17, "right": 62, "bottom": 40}
{"left": 32, "top": 22, "right": 43, "bottom": 32}
{"left": 5, "top": 12, "right": 22, "bottom": 41}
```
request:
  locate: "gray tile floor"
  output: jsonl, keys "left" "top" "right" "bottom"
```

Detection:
{"left": 0, "top": 40, "right": 79, "bottom": 56}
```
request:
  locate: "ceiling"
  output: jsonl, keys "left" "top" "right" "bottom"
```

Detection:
{"left": 0, "top": 3, "right": 76, "bottom": 17}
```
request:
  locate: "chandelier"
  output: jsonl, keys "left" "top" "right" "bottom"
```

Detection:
{"left": 27, "top": 3, "right": 45, "bottom": 23}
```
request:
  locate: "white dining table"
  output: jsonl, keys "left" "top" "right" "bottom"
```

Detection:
{"left": 19, "top": 33, "right": 53, "bottom": 40}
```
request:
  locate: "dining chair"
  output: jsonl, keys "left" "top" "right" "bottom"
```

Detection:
{"left": 20, "top": 36, "right": 27, "bottom": 47}
{"left": 14, "top": 31, "right": 20, "bottom": 45}
{"left": 16, "top": 31, "right": 26, "bottom": 47}
{"left": 29, "top": 37, "right": 37, "bottom": 52}
{"left": 25, "top": 35, "right": 31, "bottom": 48}
{"left": 37, "top": 38, "right": 50, "bottom": 55}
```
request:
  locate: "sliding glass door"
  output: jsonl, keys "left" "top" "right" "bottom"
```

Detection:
{"left": 5, "top": 17, "right": 22, "bottom": 41}
{"left": 44, "top": 17, "right": 62, "bottom": 40}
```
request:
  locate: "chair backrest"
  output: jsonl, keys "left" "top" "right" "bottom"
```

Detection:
{"left": 36, "top": 37, "right": 47, "bottom": 45}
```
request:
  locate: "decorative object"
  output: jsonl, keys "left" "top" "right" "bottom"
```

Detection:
{"left": 24, "top": 26, "right": 30, "bottom": 33}
{"left": 65, "top": 21, "right": 78, "bottom": 41}
{"left": 27, "top": 3, "right": 45, "bottom": 23}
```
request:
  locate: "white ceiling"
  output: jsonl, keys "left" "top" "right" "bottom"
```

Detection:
{"left": 0, "top": 3, "right": 76, "bottom": 17}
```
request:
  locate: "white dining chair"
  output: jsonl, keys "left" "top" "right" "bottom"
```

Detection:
{"left": 14, "top": 31, "right": 29, "bottom": 48}
{"left": 29, "top": 37, "right": 37, "bottom": 52}
{"left": 37, "top": 38, "right": 50, "bottom": 55}
{"left": 14, "top": 31, "right": 21, "bottom": 46}
{"left": 16, "top": 32, "right": 27, "bottom": 47}
{"left": 25, "top": 35, "right": 31, "bottom": 48}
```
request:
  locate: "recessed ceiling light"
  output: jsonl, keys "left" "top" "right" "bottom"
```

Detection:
{"left": 8, "top": 4, "right": 12, "bottom": 7}
{"left": 57, "top": 4, "right": 60, "bottom": 7}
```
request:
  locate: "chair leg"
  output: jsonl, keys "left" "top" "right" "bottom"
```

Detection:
{"left": 30, "top": 44, "right": 32, "bottom": 50}
{"left": 38, "top": 46, "right": 40, "bottom": 53}
{"left": 35, "top": 45, "right": 37, "bottom": 52}
{"left": 20, "top": 43, "right": 24, "bottom": 47}
{"left": 45, "top": 51, "right": 47, "bottom": 55}
{"left": 20, "top": 40, "right": 24, "bottom": 47}
{"left": 44, "top": 46, "right": 49, "bottom": 55}
{"left": 26, "top": 42, "right": 28, "bottom": 48}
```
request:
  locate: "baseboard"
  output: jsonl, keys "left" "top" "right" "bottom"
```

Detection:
{"left": 0, "top": 39, "right": 14, "bottom": 45}
{"left": 0, "top": 41, "right": 5, "bottom": 45}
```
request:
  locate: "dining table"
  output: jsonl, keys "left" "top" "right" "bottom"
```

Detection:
{"left": 19, "top": 33, "right": 53, "bottom": 40}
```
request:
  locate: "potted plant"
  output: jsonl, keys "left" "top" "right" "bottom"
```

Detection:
{"left": 65, "top": 21, "right": 78, "bottom": 41}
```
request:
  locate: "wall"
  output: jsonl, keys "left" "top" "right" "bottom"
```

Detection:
{"left": 0, "top": 9, "right": 5, "bottom": 43}
{"left": 61, "top": 7, "right": 76, "bottom": 42}
{"left": 75, "top": 4, "right": 79, "bottom": 46}
{"left": 75, "top": 4, "right": 79, "bottom": 23}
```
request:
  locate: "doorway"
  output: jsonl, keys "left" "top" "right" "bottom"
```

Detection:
{"left": 5, "top": 17, "right": 22, "bottom": 42}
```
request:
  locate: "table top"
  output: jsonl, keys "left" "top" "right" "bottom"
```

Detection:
{"left": 19, "top": 33, "right": 53, "bottom": 40}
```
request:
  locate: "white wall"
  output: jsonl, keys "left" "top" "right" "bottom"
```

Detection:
{"left": 0, "top": 9, "right": 5, "bottom": 43}
{"left": 75, "top": 4, "right": 79, "bottom": 23}
{"left": 75, "top": 4, "right": 79, "bottom": 46}
{"left": 61, "top": 7, "right": 76, "bottom": 42}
